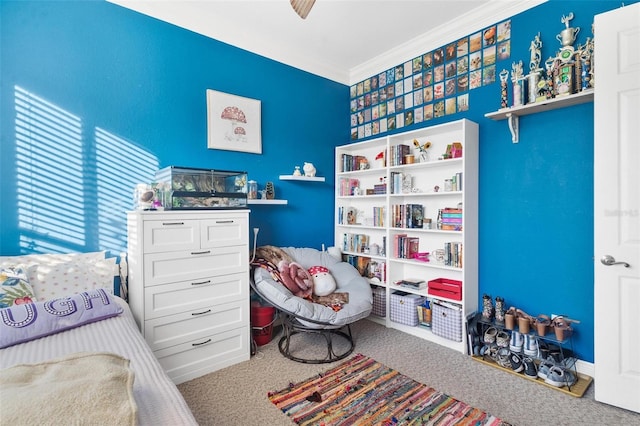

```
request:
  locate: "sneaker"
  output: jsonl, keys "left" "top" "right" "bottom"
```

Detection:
{"left": 509, "top": 331, "right": 524, "bottom": 353}
{"left": 524, "top": 335, "right": 539, "bottom": 357}
{"left": 496, "top": 330, "right": 510, "bottom": 348}
{"left": 537, "top": 360, "right": 555, "bottom": 380}
{"left": 522, "top": 357, "right": 537, "bottom": 378}
{"left": 496, "top": 347, "right": 511, "bottom": 369}
{"left": 482, "top": 294, "right": 494, "bottom": 320}
{"left": 484, "top": 326, "right": 498, "bottom": 344}
{"left": 494, "top": 296, "right": 505, "bottom": 324}
{"left": 509, "top": 352, "right": 524, "bottom": 373}
{"left": 544, "top": 366, "right": 577, "bottom": 387}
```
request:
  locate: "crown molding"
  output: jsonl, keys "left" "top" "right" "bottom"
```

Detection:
{"left": 349, "top": 0, "right": 546, "bottom": 85}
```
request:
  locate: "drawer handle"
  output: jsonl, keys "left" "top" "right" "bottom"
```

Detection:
{"left": 192, "top": 309, "right": 212, "bottom": 316}
{"left": 162, "top": 222, "right": 185, "bottom": 226}
{"left": 191, "top": 250, "right": 211, "bottom": 255}
{"left": 216, "top": 220, "right": 234, "bottom": 224}
{"left": 192, "top": 338, "right": 212, "bottom": 347}
{"left": 191, "top": 280, "right": 211, "bottom": 286}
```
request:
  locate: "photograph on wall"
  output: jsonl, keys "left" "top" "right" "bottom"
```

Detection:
{"left": 207, "top": 89, "right": 262, "bottom": 154}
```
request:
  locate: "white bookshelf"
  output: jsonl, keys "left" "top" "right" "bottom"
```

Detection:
{"left": 335, "top": 118, "right": 479, "bottom": 353}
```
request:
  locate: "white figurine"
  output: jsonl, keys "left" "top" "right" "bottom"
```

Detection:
{"left": 303, "top": 162, "right": 316, "bottom": 177}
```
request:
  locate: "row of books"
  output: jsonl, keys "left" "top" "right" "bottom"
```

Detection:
{"left": 443, "top": 242, "right": 463, "bottom": 268}
{"left": 338, "top": 177, "right": 360, "bottom": 196}
{"left": 390, "top": 171, "right": 413, "bottom": 194}
{"left": 342, "top": 233, "right": 369, "bottom": 253}
{"left": 392, "top": 234, "right": 420, "bottom": 259}
{"left": 343, "top": 255, "right": 387, "bottom": 282}
{"left": 389, "top": 144, "right": 411, "bottom": 166}
{"left": 341, "top": 153, "right": 368, "bottom": 172}
{"left": 439, "top": 207, "right": 462, "bottom": 231}
{"left": 391, "top": 204, "right": 424, "bottom": 228}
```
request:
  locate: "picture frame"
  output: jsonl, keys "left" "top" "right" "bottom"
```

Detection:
{"left": 206, "top": 89, "right": 262, "bottom": 154}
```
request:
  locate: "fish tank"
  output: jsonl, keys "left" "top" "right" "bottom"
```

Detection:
{"left": 155, "top": 166, "right": 248, "bottom": 209}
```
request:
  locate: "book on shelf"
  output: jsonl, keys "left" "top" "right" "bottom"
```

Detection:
{"left": 341, "top": 154, "right": 369, "bottom": 172}
{"left": 396, "top": 279, "right": 426, "bottom": 290}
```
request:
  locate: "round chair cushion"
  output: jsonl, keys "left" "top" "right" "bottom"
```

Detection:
{"left": 252, "top": 247, "right": 372, "bottom": 328}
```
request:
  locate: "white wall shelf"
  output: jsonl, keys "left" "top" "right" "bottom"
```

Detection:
{"left": 248, "top": 199, "right": 288, "bottom": 205}
{"left": 279, "top": 175, "right": 325, "bottom": 182}
{"left": 485, "top": 90, "right": 593, "bottom": 143}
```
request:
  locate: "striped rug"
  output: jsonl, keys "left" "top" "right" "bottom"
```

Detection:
{"left": 268, "top": 353, "right": 509, "bottom": 426}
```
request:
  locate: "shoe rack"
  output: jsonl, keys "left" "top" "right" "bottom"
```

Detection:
{"left": 468, "top": 312, "right": 593, "bottom": 398}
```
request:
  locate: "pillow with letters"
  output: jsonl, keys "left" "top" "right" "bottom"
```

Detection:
{"left": 0, "top": 288, "right": 123, "bottom": 349}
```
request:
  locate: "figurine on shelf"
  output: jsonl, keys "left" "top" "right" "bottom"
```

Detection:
{"left": 528, "top": 33, "right": 544, "bottom": 104}
{"left": 303, "top": 162, "right": 316, "bottom": 177}
{"left": 293, "top": 166, "right": 302, "bottom": 176}
{"left": 265, "top": 182, "right": 275, "bottom": 199}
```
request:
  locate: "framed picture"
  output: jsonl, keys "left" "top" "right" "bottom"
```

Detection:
{"left": 206, "top": 89, "right": 262, "bottom": 154}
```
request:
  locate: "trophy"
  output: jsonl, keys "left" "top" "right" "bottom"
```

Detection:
{"left": 527, "top": 33, "right": 543, "bottom": 104}
{"left": 511, "top": 61, "right": 526, "bottom": 106}
{"left": 556, "top": 13, "right": 580, "bottom": 51}
{"left": 499, "top": 69, "right": 509, "bottom": 109}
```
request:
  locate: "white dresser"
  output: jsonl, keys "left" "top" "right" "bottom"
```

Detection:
{"left": 127, "top": 210, "right": 250, "bottom": 384}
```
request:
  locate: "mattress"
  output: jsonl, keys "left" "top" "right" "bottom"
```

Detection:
{"left": 0, "top": 296, "right": 197, "bottom": 426}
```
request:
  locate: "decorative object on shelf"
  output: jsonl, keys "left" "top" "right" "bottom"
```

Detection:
{"left": 265, "top": 181, "right": 275, "bottom": 199}
{"left": 303, "top": 162, "right": 316, "bottom": 177}
{"left": 375, "top": 151, "right": 385, "bottom": 168}
{"left": 527, "top": 33, "right": 544, "bottom": 105}
{"left": 511, "top": 60, "right": 526, "bottom": 106}
{"left": 247, "top": 180, "right": 258, "bottom": 200}
{"left": 206, "top": 89, "right": 262, "bottom": 154}
{"left": 259, "top": 189, "right": 267, "bottom": 199}
{"left": 499, "top": 69, "right": 509, "bottom": 109}
{"left": 293, "top": 166, "right": 301, "bottom": 176}
{"left": 556, "top": 12, "right": 580, "bottom": 54}
{"left": 413, "top": 139, "right": 432, "bottom": 163}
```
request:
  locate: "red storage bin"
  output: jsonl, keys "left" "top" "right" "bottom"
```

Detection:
{"left": 428, "top": 278, "right": 462, "bottom": 301}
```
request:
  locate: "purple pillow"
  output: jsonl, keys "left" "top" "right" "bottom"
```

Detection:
{"left": 0, "top": 288, "right": 123, "bottom": 349}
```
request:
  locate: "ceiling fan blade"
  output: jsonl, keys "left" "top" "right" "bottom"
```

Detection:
{"left": 290, "top": 0, "right": 316, "bottom": 19}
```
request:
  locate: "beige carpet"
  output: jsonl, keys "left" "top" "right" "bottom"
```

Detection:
{"left": 178, "top": 319, "right": 640, "bottom": 426}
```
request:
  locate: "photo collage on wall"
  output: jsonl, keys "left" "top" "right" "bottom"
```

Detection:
{"left": 350, "top": 20, "right": 512, "bottom": 140}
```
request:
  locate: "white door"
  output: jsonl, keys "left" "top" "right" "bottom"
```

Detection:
{"left": 594, "top": 2, "right": 640, "bottom": 413}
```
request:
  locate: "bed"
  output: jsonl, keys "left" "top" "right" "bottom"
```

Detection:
{"left": 0, "top": 252, "right": 197, "bottom": 426}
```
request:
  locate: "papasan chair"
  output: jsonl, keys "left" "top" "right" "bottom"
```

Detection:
{"left": 250, "top": 246, "right": 373, "bottom": 364}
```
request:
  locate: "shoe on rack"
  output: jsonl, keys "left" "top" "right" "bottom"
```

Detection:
{"left": 509, "top": 330, "right": 524, "bottom": 353}
{"left": 537, "top": 360, "right": 554, "bottom": 380}
{"left": 544, "top": 366, "right": 577, "bottom": 387}
{"left": 496, "top": 347, "right": 512, "bottom": 369}
{"left": 504, "top": 307, "right": 516, "bottom": 330}
{"left": 496, "top": 330, "right": 510, "bottom": 348}
{"left": 482, "top": 294, "right": 494, "bottom": 321}
{"left": 509, "top": 352, "right": 524, "bottom": 373}
{"left": 494, "top": 296, "right": 505, "bottom": 324}
{"left": 484, "top": 326, "right": 498, "bottom": 344}
{"left": 523, "top": 334, "right": 539, "bottom": 357}
{"left": 522, "top": 357, "right": 537, "bottom": 378}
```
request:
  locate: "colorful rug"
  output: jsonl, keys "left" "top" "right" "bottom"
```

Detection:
{"left": 268, "top": 353, "right": 509, "bottom": 426}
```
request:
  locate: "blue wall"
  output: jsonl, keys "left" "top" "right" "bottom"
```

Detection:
{"left": 0, "top": 0, "right": 346, "bottom": 257}
{"left": 1, "top": 0, "right": 634, "bottom": 363}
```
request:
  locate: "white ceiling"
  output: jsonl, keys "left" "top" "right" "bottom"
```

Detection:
{"left": 107, "top": 0, "right": 544, "bottom": 84}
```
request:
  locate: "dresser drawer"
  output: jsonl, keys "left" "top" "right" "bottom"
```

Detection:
{"left": 154, "top": 327, "right": 250, "bottom": 385}
{"left": 144, "top": 300, "right": 247, "bottom": 351}
{"left": 200, "top": 215, "right": 248, "bottom": 248}
{"left": 143, "top": 219, "right": 200, "bottom": 253}
{"left": 144, "top": 273, "right": 248, "bottom": 320}
{"left": 143, "top": 246, "right": 248, "bottom": 286}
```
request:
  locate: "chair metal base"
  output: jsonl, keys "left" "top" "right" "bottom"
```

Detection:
{"left": 277, "top": 314, "right": 355, "bottom": 364}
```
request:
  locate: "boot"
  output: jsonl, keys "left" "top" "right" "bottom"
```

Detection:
{"left": 494, "top": 296, "right": 505, "bottom": 324}
{"left": 481, "top": 294, "right": 494, "bottom": 321}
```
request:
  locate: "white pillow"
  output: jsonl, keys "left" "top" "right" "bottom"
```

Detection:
{"left": 29, "top": 257, "right": 117, "bottom": 301}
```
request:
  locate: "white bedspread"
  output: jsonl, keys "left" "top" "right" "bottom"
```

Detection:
{"left": 0, "top": 297, "right": 197, "bottom": 426}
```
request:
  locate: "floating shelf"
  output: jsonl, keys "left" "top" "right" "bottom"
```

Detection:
{"left": 485, "top": 90, "right": 594, "bottom": 143}
{"left": 279, "top": 175, "right": 325, "bottom": 182}
{"left": 247, "top": 199, "right": 288, "bottom": 205}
